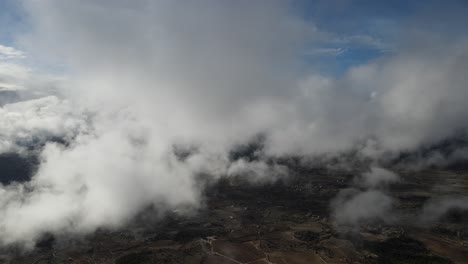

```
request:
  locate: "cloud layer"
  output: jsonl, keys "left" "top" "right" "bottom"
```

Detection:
{"left": 0, "top": 0, "right": 466, "bottom": 246}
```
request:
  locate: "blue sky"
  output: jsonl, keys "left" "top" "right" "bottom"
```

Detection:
{"left": 296, "top": 0, "right": 468, "bottom": 74}
{"left": 292, "top": 0, "right": 421, "bottom": 75}
{"left": 0, "top": 0, "right": 25, "bottom": 46}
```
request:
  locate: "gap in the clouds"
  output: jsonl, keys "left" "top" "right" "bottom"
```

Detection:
{"left": 0, "top": 90, "right": 21, "bottom": 106}
{"left": 228, "top": 134, "right": 266, "bottom": 162}
{"left": 0, "top": 136, "right": 72, "bottom": 185}
{"left": 0, "top": 138, "right": 69, "bottom": 185}
{"left": 0, "top": 153, "right": 38, "bottom": 185}
{"left": 303, "top": 47, "right": 387, "bottom": 76}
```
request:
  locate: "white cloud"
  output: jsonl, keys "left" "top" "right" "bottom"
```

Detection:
{"left": 227, "top": 159, "right": 288, "bottom": 183}
{"left": 332, "top": 167, "right": 399, "bottom": 231}
{"left": 0, "top": 62, "right": 31, "bottom": 90}
{"left": 0, "top": 96, "right": 88, "bottom": 154}
{"left": 0, "top": 44, "right": 25, "bottom": 60}
{"left": 339, "top": 34, "right": 392, "bottom": 52}
{"left": 305, "top": 47, "right": 346, "bottom": 57}
{"left": 0, "top": 0, "right": 465, "bottom": 247}
{"left": 332, "top": 189, "right": 396, "bottom": 230}
{"left": 355, "top": 167, "right": 399, "bottom": 189}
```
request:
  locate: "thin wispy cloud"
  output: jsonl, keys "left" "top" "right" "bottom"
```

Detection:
{"left": 0, "top": 44, "right": 25, "bottom": 60}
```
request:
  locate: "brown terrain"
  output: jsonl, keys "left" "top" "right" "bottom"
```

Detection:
{"left": 1, "top": 163, "right": 468, "bottom": 264}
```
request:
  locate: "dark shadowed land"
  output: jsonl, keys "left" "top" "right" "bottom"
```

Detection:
{"left": 1, "top": 156, "right": 467, "bottom": 264}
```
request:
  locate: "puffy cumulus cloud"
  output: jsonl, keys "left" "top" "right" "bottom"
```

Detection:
{"left": 0, "top": 0, "right": 465, "bottom": 246}
{"left": 332, "top": 167, "right": 400, "bottom": 231}
{"left": 366, "top": 41, "right": 468, "bottom": 152}
{"left": 418, "top": 196, "right": 468, "bottom": 225}
{"left": 0, "top": 0, "right": 315, "bottom": 246}
{"left": 332, "top": 189, "right": 396, "bottom": 230}
{"left": 0, "top": 44, "right": 25, "bottom": 60}
{"left": 0, "top": 61, "right": 31, "bottom": 91}
{"left": 268, "top": 36, "right": 468, "bottom": 155}
{"left": 0, "top": 131, "right": 199, "bottom": 247}
{"left": 0, "top": 43, "right": 62, "bottom": 99}
{"left": 354, "top": 167, "right": 399, "bottom": 189}
{"left": 0, "top": 45, "right": 30, "bottom": 91}
{"left": 227, "top": 159, "right": 288, "bottom": 183}
{"left": 0, "top": 96, "right": 88, "bottom": 154}
{"left": 19, "top": 0, "right": 468, "bottom": 156}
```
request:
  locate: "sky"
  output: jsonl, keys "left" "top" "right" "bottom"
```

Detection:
{"left": 0, "top": 0, "right": 441, "bottom": 75}
{"left": 2, "top": 1, "right": 466, "bottom": 75}
{"left": 0, "top": 0, "right": 23, "bottom": 45}
{"left": 2, "top": 0, "right": 468, "bottom": 74}
{"left": 0, "top": 0, "right": 468, "bottom": 247}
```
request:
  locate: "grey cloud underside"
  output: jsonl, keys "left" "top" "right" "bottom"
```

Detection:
{"left": 0, "top": 0, "right": 467, "bottom": 246}
{"left": 331, "top": 167, "right": 400, "bottom": 230}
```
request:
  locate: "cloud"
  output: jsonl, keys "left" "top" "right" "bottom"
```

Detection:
{"left": 227, "top": 159, "right": 288, "bottom": 183}
{"left": 0, "top": 61, "right": 31, "bottom": 90}
{"left": 0, "top": 96, "right": 87, "bottom": 153}
{"left": 0, "top": 44, "right": 75, "bottom": 154}
{"left": 355, "top": 167, "right": 399, "bottom": 189}
{"left": 0, "top": 42, "right": 62, "bottom": 95}
{"left": 0, "top": 44, "right": 25, "bottom": 60}
{"left": 0, "top": 0, "right": 314, "bottom": 246}
{"left": 0, "top": 0, "right": 465, "bottom": 247}
{"left": 337, "top": 34, "right": 392, "bottom": 52}
{"left": 331, "top": 167, "right": 399, "bottom": 231}
{"left": 332, "top": 189, "right": 396, "bottom": 229}
{"left": 418, "top": 196, "right": 468, "bottom": 225}
{"left": 20, "top": 0, "right": 468, "bottom": 157}
{"left": 305, "top": 47, "right": 346, "bottom": 57}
